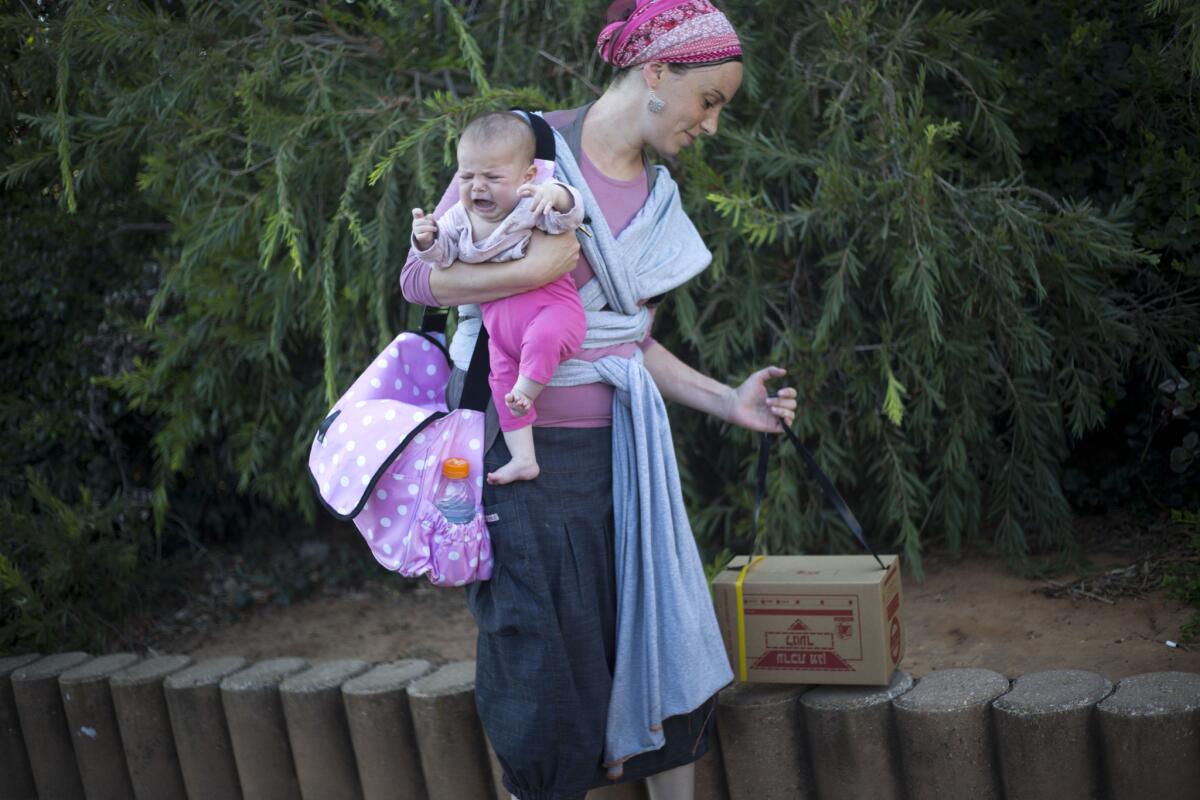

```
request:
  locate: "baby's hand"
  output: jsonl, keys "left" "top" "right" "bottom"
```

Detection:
{"left": 411, "top": 208, "right": 438, "bottom": 248}
{"left": 518, "top": 182, "right": 572, "bottom": 218}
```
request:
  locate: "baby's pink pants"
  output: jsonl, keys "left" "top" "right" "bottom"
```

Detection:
{"left": 481, "top": 274, "right": 586, "bottom": 432}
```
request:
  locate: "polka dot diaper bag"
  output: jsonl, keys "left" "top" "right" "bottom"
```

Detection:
{"left": 307, "top": 309, "right": 493, "bottom": 587}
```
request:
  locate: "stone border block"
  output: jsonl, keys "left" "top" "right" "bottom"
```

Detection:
{"left": 220, "top": 657, "right": 309, "bottom": 800}
{"left": 1097, "top": 671, "right": 1200, "bottom": 800}
{"left": 164, "top": 655, "right": 248, "bottom": 800}
{"left": 342, "top": 660, "right": 432, "bottom": 800}
{"left": 992, "top": 669, "right": 1111, "bottom": 800}
{"left": 893, "top": 668, "right": 1008, "bottom": 800}
{"left": 407, "top": 661, "right": 494, "bottom": 800}
{"left": 109, "top": 655, "right": 193, "bottom": 800}
{"left": 800, "top": 670, "right": 913, "bottom": 800}
{"left": 60, "top": 653, "right": 140, "bottom": 799}
{"left": 716, "top": 683, "right": 814, "bottom": 799}
{"left": 11, "top": 652, "right": 91, "bottom": 800}
{"left": 280, "top": 659, "right": 370, "bottom": 800}
{"left": 0, "top": 654, "right": 41, "bottom": 800}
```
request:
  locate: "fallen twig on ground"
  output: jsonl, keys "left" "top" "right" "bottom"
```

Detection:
{"left": 1038, "top": 559, "right": 1166, "bottom": 603}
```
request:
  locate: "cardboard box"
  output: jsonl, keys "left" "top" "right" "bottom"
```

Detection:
{"left": 712, "top": 554, "right": 903, "bottom": 685}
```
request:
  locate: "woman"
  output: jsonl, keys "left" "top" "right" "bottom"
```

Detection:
{"left": 400, "top": 3, "right": 797, "bottom": 798}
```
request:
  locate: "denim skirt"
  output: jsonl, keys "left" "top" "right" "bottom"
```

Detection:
{"left": 465, "top": 425, "right": 718, "bottom": 800}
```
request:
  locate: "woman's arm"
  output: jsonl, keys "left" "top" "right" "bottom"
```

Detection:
{"left": 400, "top": 180, "right": 581, "bottom": 307}
{"left": 641, "top": 340, "right": 797, "bottom": 432}
{"left": 426, "top": 230, "right": 580, "bottom": 306}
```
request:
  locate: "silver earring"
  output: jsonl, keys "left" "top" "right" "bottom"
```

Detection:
{"left": 647, "top": 90, "right": 666, "bottom": 114}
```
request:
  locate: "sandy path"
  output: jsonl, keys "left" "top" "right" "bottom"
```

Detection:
{"left": 158, "top": 554, "right": 1198, "bottom": 680}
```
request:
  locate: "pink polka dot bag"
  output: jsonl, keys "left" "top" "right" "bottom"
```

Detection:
{"left": 307, "top": 309, "right": 493, "bottom": 587}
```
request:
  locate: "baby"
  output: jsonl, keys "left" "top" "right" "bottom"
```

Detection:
{"left": 411, "top": 111, "right": 586, "bottom": 485}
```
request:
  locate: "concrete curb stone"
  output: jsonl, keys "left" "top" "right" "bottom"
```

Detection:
{"left": 59, "top": 653, "right": 141, "bottom": 800}
{"left": 716, "top": 682, "right": 814, "bottom": 800}
{"left": 800, "top": 670, "right": 913, "bottom": 800}
{"left": 109, "top": 654, "right": 193, "bottom": 800}
{"left": 220, "top": 657, "right": 309, "bottom": 800}
{"left": 0, "top": 654, "right": 41, "bottom": 800}
{"left": 342, "top": 659, "right": 432, "bottom": 800}
{"left": 893, "top": 667, "right": 1008, "bottom": 800}
{"left": 280, "top": 659, "right": 370, "bottom": 800}
{"left": 1097, "top": 670, "right": 1200, "bottom": 800}
{"left": 163, "top": 655, "right": 248, "bottom": 800}
{"left": 992, "top": 669, "right": 1112, "bottom": 800}
{"left": 407, "top": 660, "right": 494, "bottom": 800}
{"left": 11, "top": 652, "right": 91, "bottom": 800}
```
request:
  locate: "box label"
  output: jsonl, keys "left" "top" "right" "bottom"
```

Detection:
{"left": 765, "top": 631, "right": 834, "bottom": 650}
{"left": 744, "top": 594, "right": 861, "bottom": 672}
{"left": 754, "top": 649, "right": 853, "bottom": 670}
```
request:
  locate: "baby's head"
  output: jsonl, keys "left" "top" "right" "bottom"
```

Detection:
{"left": 456, "top": 112, "right": 538, "bottom": 223}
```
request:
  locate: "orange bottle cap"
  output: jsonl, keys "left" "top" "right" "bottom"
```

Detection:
{"left": 442, "top": 457, "right": 470, "bottom": 479}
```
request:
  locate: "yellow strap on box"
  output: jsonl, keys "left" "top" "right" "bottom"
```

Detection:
{"left": 735, "top": 555, "right": 766, "bottom": 682}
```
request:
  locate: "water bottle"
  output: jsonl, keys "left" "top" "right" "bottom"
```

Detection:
{"left": 434, "top": 457, "right": 475, "bottom": 524}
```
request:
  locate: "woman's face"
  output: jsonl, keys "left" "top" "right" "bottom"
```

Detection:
{"left": 643, "top": 60, "right": 743, "bottom": 157}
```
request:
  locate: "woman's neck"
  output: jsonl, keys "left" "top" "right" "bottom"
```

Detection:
{"left": 581, "top": 90, "right": 647, "bottom": 181}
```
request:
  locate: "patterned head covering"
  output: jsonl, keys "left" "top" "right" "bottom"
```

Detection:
{"left": 597, "top": 0, "right": 742, "bottom": 70}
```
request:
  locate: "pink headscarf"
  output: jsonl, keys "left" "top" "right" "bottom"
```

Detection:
{"left": 596, "top": 0, "right": 742, "bottom": 70}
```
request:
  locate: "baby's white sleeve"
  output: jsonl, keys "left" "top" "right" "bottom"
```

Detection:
{"left": 412, "top": 213, "right": 460, "bottom": 268}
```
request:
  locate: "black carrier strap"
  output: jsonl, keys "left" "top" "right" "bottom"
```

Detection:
{"left": 521, "top": 110, "right": 558, "bottom": 161}
{"left": 458, "top": 324, "right": 492, "bottom": 412}
{"left": 420, "top": 307, "right": 448, "bottom": 334}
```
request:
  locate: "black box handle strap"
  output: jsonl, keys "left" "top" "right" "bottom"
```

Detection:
{"left": 753, "top": 424, "right": 885, "bottom": 570}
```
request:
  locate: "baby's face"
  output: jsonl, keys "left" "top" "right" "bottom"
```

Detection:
{"left": 455, "top": 139, "right": 536, "bottom": 224}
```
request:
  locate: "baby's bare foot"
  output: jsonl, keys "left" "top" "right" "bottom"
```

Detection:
{"left": 505, "top": 389, "right": 533, "bottom": 417}
{"left": 487, "top": 457, "right": 540, "bottom": 485}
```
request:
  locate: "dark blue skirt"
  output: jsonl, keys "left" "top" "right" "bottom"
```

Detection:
{"left": 465, "top": 425, "right": 718, "bottom": 800}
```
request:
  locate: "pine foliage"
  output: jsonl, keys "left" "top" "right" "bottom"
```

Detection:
{"left": 678, "top": 2, "right": 1195, "bottom": 573}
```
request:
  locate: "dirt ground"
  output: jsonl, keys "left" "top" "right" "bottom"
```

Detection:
{"left": 152, "top": 547, "right": 1199, "bottom": 682}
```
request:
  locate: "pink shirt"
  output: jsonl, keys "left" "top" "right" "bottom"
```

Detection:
{"left": 399, "top": 113, "right": 655, "bottom": 427}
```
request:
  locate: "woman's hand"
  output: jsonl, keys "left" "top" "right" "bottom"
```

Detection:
{"left": 523, "top": 228, "right": 580, "bottom": 285}
{"left": 723, "top": 366, "right": 798, "bottom": 433}
{"left": 642, "top": 345, "right": 798, "bottom": 431}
